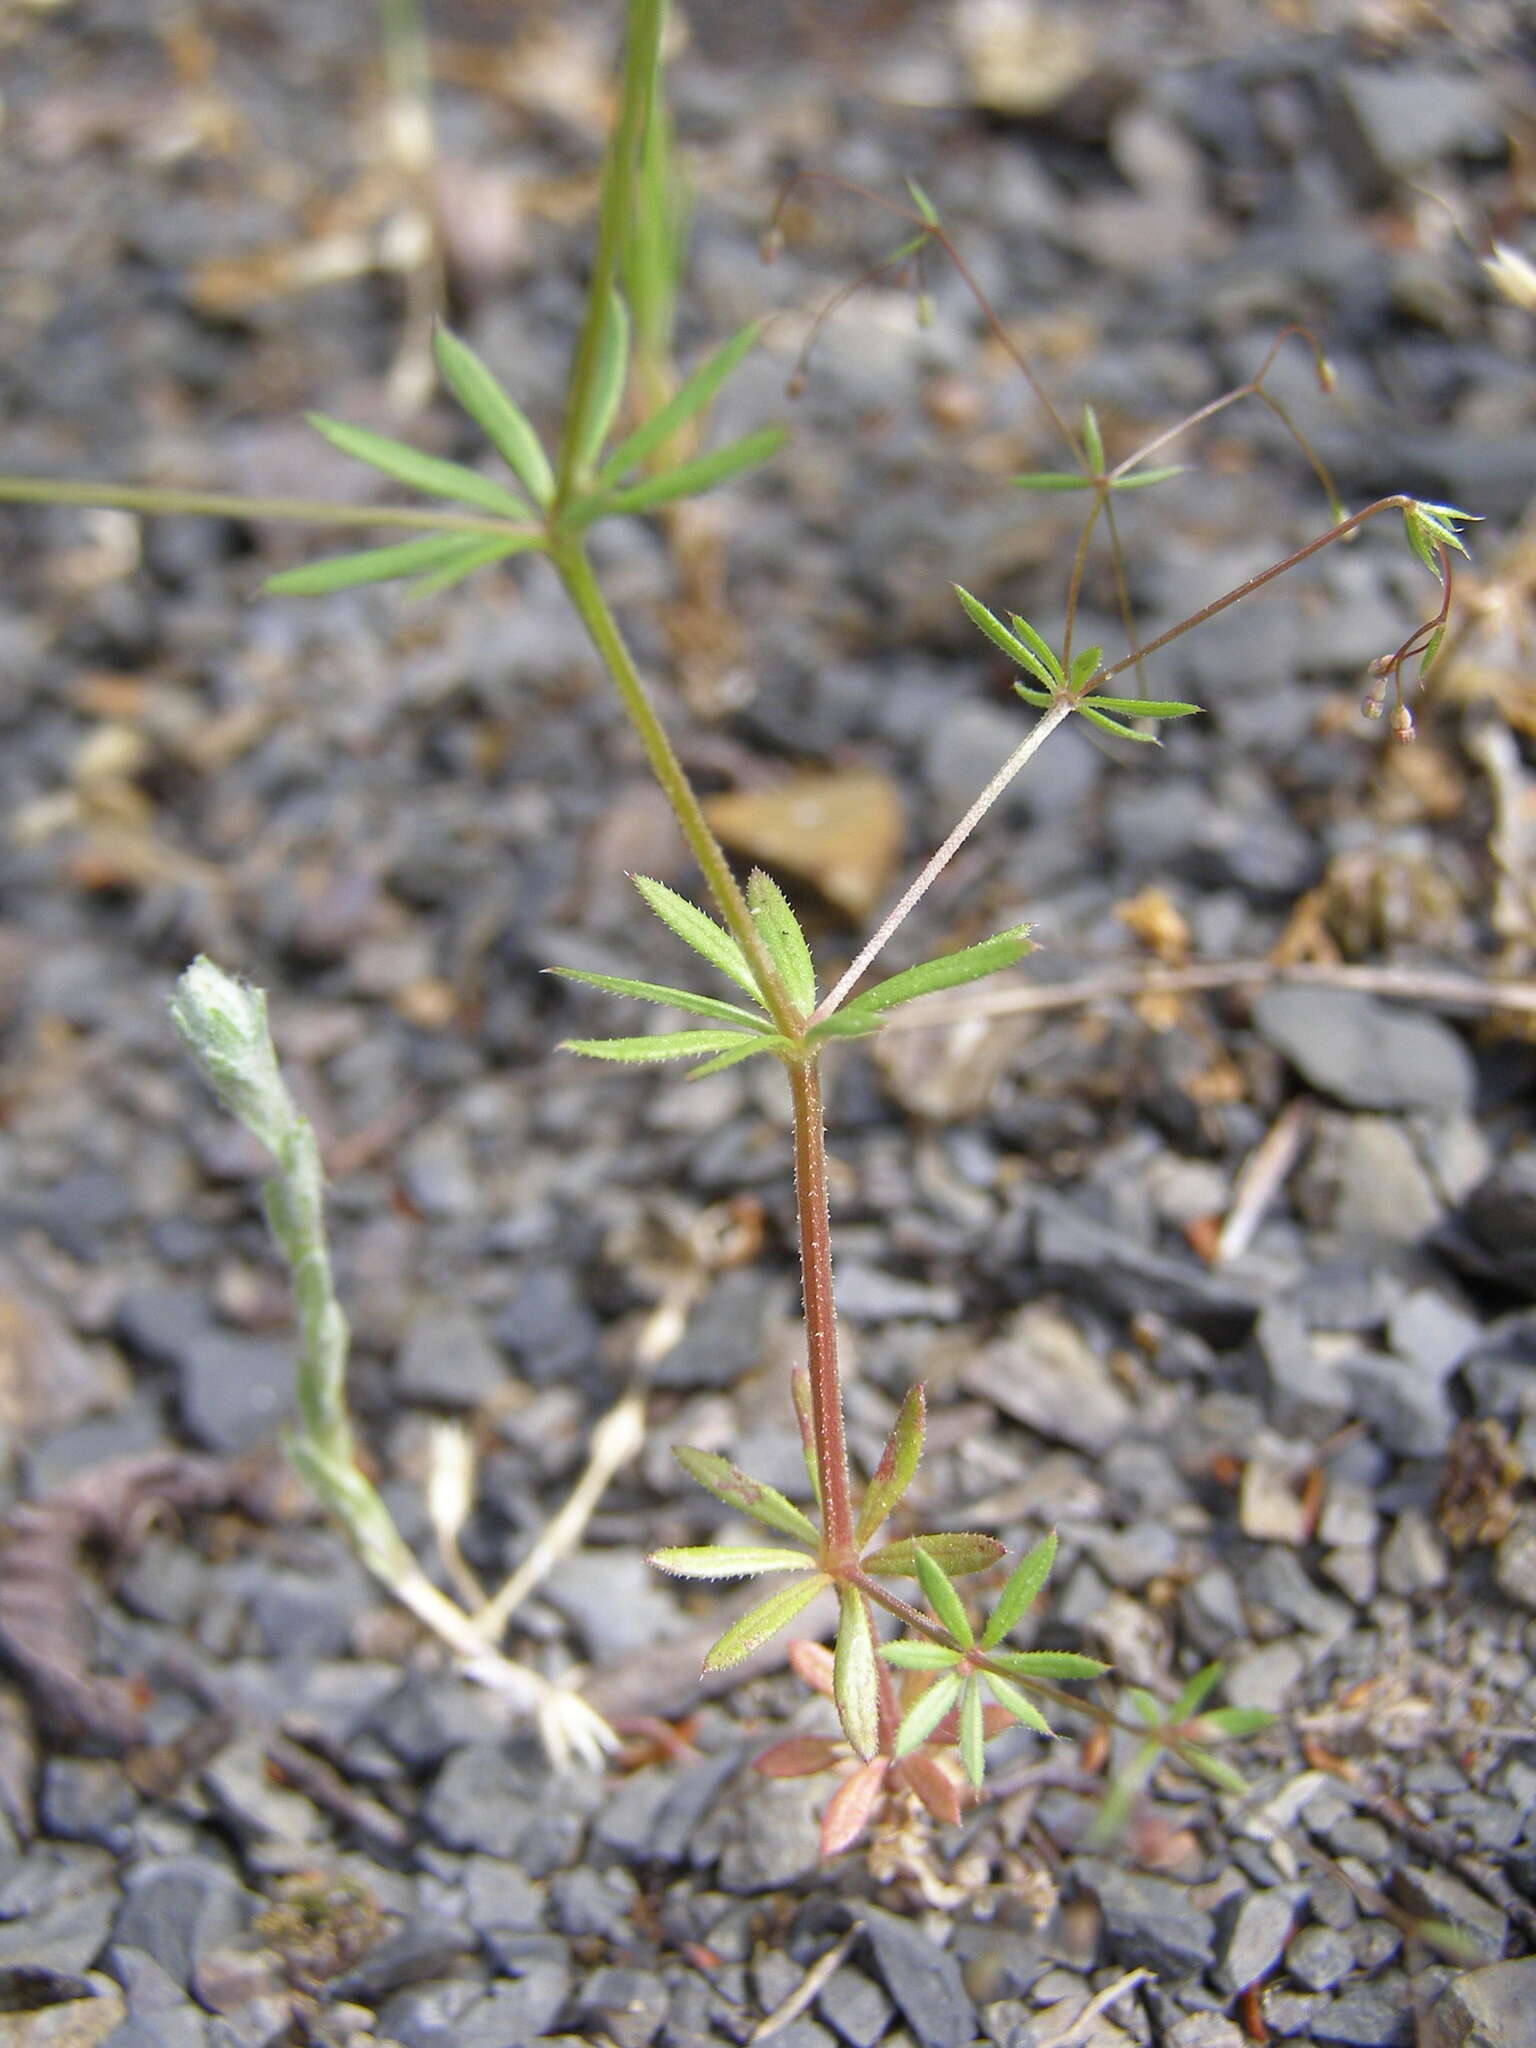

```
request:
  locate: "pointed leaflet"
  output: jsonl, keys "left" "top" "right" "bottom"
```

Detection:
{"left": 1176, "top": 1745, "right": 1251, "bottom": 1796}
{"left": 1126, "top": 1687, "right": 1166, "bottom": 1728}
{"left": 1191, "top": 1706, "right": 1274, "bottom": 1739}
{"left": 1010, "top": 471, "right": 1095, "bottom": 492}
{"left": 1069, "top": 647, "right": 1105, "bottom": 691}
{"left": 820, "top": 1757, "right": 889, "bottom": 1857}
{"left": 791, "top": 1369, "right": 822, "bottom": 1509}
{"left": 596, "top": 321, "right": 764, "bottom": 488}
{"left": 881, "top": 1640, "right": 960, "bottom": 1673}
{"left": 862, "top": 1532, "right": 1003, "bottom": 1577}
{"left": 560, "top": 1028, "right": 758, "bottom": 1064}
{"left": 1080, "top": 403, "right": 1105, "bottom": 474}
{"left": 985, "top": 1649, "right": 1106, "bottom": 1680}
{"left": 1110, "top": 463, "right": 1185, "bottom": 490}
{"left": 304, "top": 413, "right": 533, "bottom": 520}
{"left": 901, "top": 1752, "right": 962, "bottom": 1827}
{"left": 672, "top": 1446, "right": 819, "bottom": 1545}
{"left": 568, "top": 288, "right": 631, "bottom": 481}
{"left": 747, "top": 869, "right": 816, "bottom": 1016}
{"left": 405, "top": 537, "right": 533, "bottom": 598}
{"left": 703, "top": 1573, "right": 828, "bottom": 1671}
{"left": 433, "top": 326, "right": 555, "bottom": 505}
{"left": 648, "top": 1544, "right": 815, "bottom": 1579}
{"left": 753, "top": 1734, "right": 844, "bottom": 1778}
{"left": 1083, "top": 695, "right": 1200, "bottom": 719}
{"left": 817, "top": 928, "right": 1033, "bottom": 1036}
{"left": 548, "top": 966, "right": 770, "bottom": 1030}
{"left": 982, "top": 1670, "right": 1055, "bottom": 1738}
{"left": 913, "top": 1544, "right": 973, "bottom": 1649}
{"left": 685, "top": 1035, "right": 788, "bottom": 1079}
{"left": 591, "top": 427, "right": 787, "bottom": 518}
{"left": 980, "top": 1531, "right": 1058, "bottom": 1648}
{"left": 855, "top": 1384, "right": 925, "bottom": 1545}
{"left": 834, "top": 1589, "right": 880, "bottom": 1761}
{"left": 893, "top": 1671, "right": 962, "bottom": 1757}
{"left": 1169, "top": 1661, "right": 1225, "bottom": 1722}
{"left": 1075, "top": 703, "right": 1161, "bottom": 744}
{"left": 1007, "top": 614, "right": 1067, "bottom": 689}
{"left": 632, "top": 877, "right": 760, "bottom": 999}
{"left": 264, "top": 532, "right": 534, "bottom": 598}
{"left": 958, "top": 1676, "right": 986, "bottom": 1789}
{"left": 905, "top": 176, "right": 941, "bottom": 226}
{"left": 953, "top": 585, "right": 1062, "bottom": 691}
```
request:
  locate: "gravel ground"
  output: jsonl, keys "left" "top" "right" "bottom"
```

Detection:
{"left": 3, "top": 2, "right": 1536, "bottom": 2044}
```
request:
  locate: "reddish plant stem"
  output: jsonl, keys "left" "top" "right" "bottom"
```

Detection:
{"left": 788, "top": 1057, "right": 856, "bottom": 1566}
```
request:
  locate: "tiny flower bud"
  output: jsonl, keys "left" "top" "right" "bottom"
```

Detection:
{"left": 1317, "top": 355, "right": 1337, "bottom": 395}
{"left": 170, "top": 956, "right": 290, "bottom": 1157}
{"left": 1390, "top": 704, "right": 1415, "bottom": 741}
{"left": 1361, "top": 693, "right": 1385, "bottom": 718}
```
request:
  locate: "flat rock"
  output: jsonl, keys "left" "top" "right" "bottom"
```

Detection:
{"left": 1253, "top": 988, "right": 1474, "bottom": 1115}
{"left": 395, "top": 1303, "right": 507, "bottom": 1409}
{"left": 114, "top": 1289, "right": 293, "bottom": 1453}
{"left": 1077, "top": 1860, "right": 1217, "bottom": 1978}
{"left": 862, "top": 1908, "right": 976, "bottom": 2048}
{"left": 962, "top": 1303, "right": 1130, "bottom": 1455}
{"left": 1425, "top": 1959, "right": 1536, "bottom": 2048}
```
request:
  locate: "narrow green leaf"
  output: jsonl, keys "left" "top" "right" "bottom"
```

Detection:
{"left": 914, "top": 1544, "right": 973, "bottom": 1649}
{"left": 953, "top": 585, "right": 1060, "bottom": 691}
{"left": 1404, "top": 507, "right": 1439, "bottom": 575}
{"left": 855, "top": 1383, "right": 925, "bottom": 1546}
{"left": 632, "top": 877, "right": 759, "bottom": 997}
{"left": 956, "top": 1676, "right": 985, "bottom": 1788}
{"left": 980, "top": 1531, "right": 1058, "bottom": 1648}
{"left": 433, "top": 326, "right": 555, "bottom": 504}
{"left": 703, "top": 1573, "right": 828, "bottom": 1670}
{"left": 1011, "top": 681, "right": 1055, "bottom": 709}
{"left": 1084, "top": 695, "right": 1200, "bottom": 719}
{"left": 1075, "top": 704, "right": 1161, "bottom": 744}
{"left": 747, "top": 869, "right": 816, "bottom": 1015}
{"left": 1089, "top": 1739, "right": 1160, "bottom": 1845}
{"left": 791, "top": 1369, "right": 821, "bottom": 1508}
{"left": 264, "top": 533, "right": 498, "bottom": 597}
{"left": 673, "top": 1447, "right": 820, "bottom": 1545}
{"left": 648, "top": 1545, "right": 814, "bottom": 1579}
{"left": 596, "top": 321, "right": 764, "bottom": 488}
{"left": 1126, "top": 1687, "right": 1166, "bottom": 1728}
{"left": 1418, "top": 623, "right": 1446, "bottom": 678}
{"left": 548, "top": 966, "right": 769, "bottom": 1030}
{"left": 560, "top": 1029, "right": 758, "bottom": 1064}
{"left": 1009, "top": 472, "right": 1095, "bottom": 492}
{"left": 592, "top": 427, "right": 787, "bottom": 519}
{"left": 1081, "top": 402, "right": 1104, "bottom": 474}
{"left": 985, "top": 1649, "right": 1107, "bottom": 1681}
{"left": 405, "top": 535, "right": 540, "bottom": 597}
{"left": 569, "top": 288, "right": 631, "bottom": 480}
{"left": 862, "top": 1532, "right": 1004, "bottom": 1577}
{"left": 880, "top": 1640, "right": 961, "bottom": 1672}
{"left": 1170, "top": 1662, "right": 1226, "bottom": 1722}
{"left": 1006, "top": 614, "right": 1067, "bottom": 689}
{"left": 1191, "top": 1706, "right": 1274, "bottom": 1740}
{"left": 827, "top": 927, "right": 1034, "bottom": 1029}
{"left": 1175, "top": 1744, "right": 1250, "bottom": 1796}
{"left": 834, "top": 1589, "right": 881, "bottom": 1761}
{"left": 1110, "top": 464, "right": 1186, "bottom": 490}
{"left": 305, "top": 413, "right": 533, "bottom": 519}
{"left": 1069, "top": 646, "right": 1104, "bottom": 691}
{"left": 684, "top": 1036, "right": 786, "bottom": 1079}
{"left": 984, "top": 1671, "right": 1055, "bottom": 1738}
{"left": 905, "top": 176, "right": 940, "bottom": 226}
{"left": 893, "top": 1671, "right": 963, "bottom": 1757}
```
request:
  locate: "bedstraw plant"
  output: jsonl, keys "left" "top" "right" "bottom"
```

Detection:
{"left": 1, "top": 0, "right": 1477, "bottom": 1853}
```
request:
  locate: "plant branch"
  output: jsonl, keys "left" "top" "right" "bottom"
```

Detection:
{"left": 0, "top": 475, "right": 536, "bottom": 538}
{"left": 789, "top": 1059, "right": 856, "bottom": 1564}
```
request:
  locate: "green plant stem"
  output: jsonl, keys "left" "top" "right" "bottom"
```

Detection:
{"left": 550, "top": 537, "right": 798, "bottom": 1033}
{"left": 554, "top": 0, "right": 665, "bottom": 508}
{"left": 0, "top": 475, "right": 532, "bottom": 538}
{"left": 789, "top": 1057, "right": 857, "bottom": 1567}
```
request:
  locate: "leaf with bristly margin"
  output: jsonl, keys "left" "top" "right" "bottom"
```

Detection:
{"left": 632, "top": 877, "right": 760, "bottom": 998}
{"left": 264, "top": 533, "right": 518, "bottom": 597}
{"left": 1126, "top": 1686, "right": 1165, "bottom": 1728}
{"left": 893, "top": 1670, "right": 962, "bottom": 1757}
{"left": 673, "top": 1447, "right": 819, "bottom": 1545}
{"left": 1069, "top": 646, "right": 1105, "bottom": 692}
{"left": 957, "top": 1675, "right": 986, "bottom": 1789}
{"left": 569, "top": 288, "right": 631, "bottom": 481}
{"left": 984, "top": 1649, "right": 1107, "bottom": 1680}
{"left": 913, "top": 1544, "right": 973, "bottom": 1649}
{"left": 305, "top": 413, "right": 534, "bottom": 520}
{"left": 816, "top": 928, "right": 1034, "bottom": 1038}
{"left": 1175, "top": 1744, "right": 1250, "bottom": 1796}
{"left": 1110, "top": 463, "right": 1185, "bottom": 491}
{"left": 906, "top": 176, "right": 941, "bottom": 226}
{"left": 820, "top": 1756, "right": 889, "bottom": 1857}
{"left": 1075, "top": 703, "right": 1161, "bottom": 744}
{"left": 1007, "top": 614, "right": 1067, "bottom": 690}
{"left": 983, "top": 1670, "right": 1055, "bottom": 1738}
{"left": 880, "top": 1639, "right": 960, "bottom": 1672}
{"left": 855, "top": 1384, "right": 925, "bottom": 1545}
{"left": 1082, "top": 694, "right": 1200, "bottom": 719}
{"left": 747, "top": 869, "right": 816, "bottom": 1015}
{"left": 1080, "top": 402, "right": 1104, "bottom": 474}
{"left": 902, "top": 1751, "right": 962, "bottom": 1826}
{"left": 596, "top": 321, "right": 765, "bottom": 488}
{"left": 684, "top": 1035, "right": 788, "bottom": 1080}
{"left": 953, "top": 585, "right": 1061, "bottom": 692}
{"left": 979, "top": 1531, "right": 1058, "bottom": 1648}
{"left": 753, "top": 1734, "right": 843, "bottom": 1778}
{"left": 1010, "top": 471, "right": 1095, "bottom": 492}
{"left": 790, "top": 1369, "right": 821, "bottom": 1508}
{"left": 405, "top": 536, "right": 536, "bottom": 598}
{"left": 560, "top": 1028, "right": 758, "bottom": 1064}
{"left": 702, "top": 1572, "right": 829, "bottom": 1671}
{"left": 433, "top": 326, "right": 555, "bottom": 504}
{"left": 548, "top": 967, "right": 769, "bottom": 1030}
{"left": 648, "top": 1544, "right": 815, "bottom": 1579}
{"left": 862, "top": 1531, "right": 1004, "bottom": 1577}
{"left": 1170, "top": 1661, "right": 1225, "bottom": 1722}
{"left": 590, "top": 427, "right": 787, "bottom": 519}
{"left": 834, "top": 1589, "right": 880, "bottom": 1761}
{"left": 1190, "top": 1706, "right": 1274, "bottom": 1739}
{"left": 1403, "top": 498, "right": 1478, "bottom": 576}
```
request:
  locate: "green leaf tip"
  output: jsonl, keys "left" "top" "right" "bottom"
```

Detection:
{"left": 1403, "top": 498, "right": 1480, "bottom": 575}
{"left": 264, "top": 531, "right": 539, "bottom": 598}
{"left": 672, "top": 1445, "right": 819, "bottom": 1545}
{"left": 304, "top": 412, "right": 534, "bottom": 520}
{"left": 432, "top": 324, "right": 556, "bottom": 505}
{"left": 702, "top": 1573, "right": 828, "bottom": 1670}
{"left": 747, "top": 869, "right": 816, "bottom": 1015}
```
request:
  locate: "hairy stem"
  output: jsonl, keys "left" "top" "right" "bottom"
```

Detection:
{"left": 789, "top": 1058, "right": 856, "bottom": 1565}
{"left": 0, "top": 475, "right": 532, "bottom": 537}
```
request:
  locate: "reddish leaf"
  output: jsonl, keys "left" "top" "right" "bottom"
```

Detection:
{"left": 754, "top": 1735, "right": 844, "bottom": 1779}
{"left": 897, "top": 1752, "right": 963, "bottom": 1827}
{"left": 787, "top": 1638, "right": 836, "bottom": 1699}
{"left": 820, "top": 1757, "right": 889, "bottom": 1857}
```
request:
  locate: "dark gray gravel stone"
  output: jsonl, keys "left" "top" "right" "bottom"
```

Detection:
{"left": 102, "top": 1946, "right": 210, "bottom": 2048}
{"left": 328, "top": 1914, "right": 476, "bottom": 2002}
{"left": 547, "top": 1864, "right": 637, "bottom": 1941}
{"left": 1425, "top": 1958, "right": 1536, "bottom": 2048}
{"left": 651, "top": 1268, "right": 776, "bottom": 1389}
{"left": 421, "top": 1743, "right": 534, "bottom": 1859}
{"left": 465, "top": 1938, "right": 572, "bottom": 2041}
{"left": 1025, "top": 1194, "right": 1261, "bottom": 1346}
{"left": 115, "top": 1289, "right": 294, "bottom": 1451}
{"left": 111, "top": 1856, "right": 255, "bottom": 1992}
{"left": 495, "top": 1265, "right": 600, "bottom": 1385}
{"left": 1217, "top": 1886, "right": 1302, "bottom": 1993}
{"left": 862, "top": 1908, "right": 977, "bottom": 2048}
{"left": 1078, "top": 1859, "right": 1218, "bottom": 1978}
{"left": 1252, "top": 989, "right": 1474, "bottom": 1115}
{"left": 1449, "top": 1146, "right": 1536, "bottom": 1298}
{"left": 574, "top": 1965, "right": 669, "bottom": 2048}
{"left": 0, "top": 1842, "right": 118, "bottom": 1972}
{"left": 817, "top": 1962, "right": 896, "bottom": 2048}
{"left": 1313, "top": 1975, "right": 1415, "bottom": 2045}
{"left": 396, "top": 1303, "right": 507, "bottom": 1409}
{"left": 39, "top": 1758, "right": 138, "bottom": 1851}
{"left": 1287, "top": 1923, "right": 1356, "bottom": 1991}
